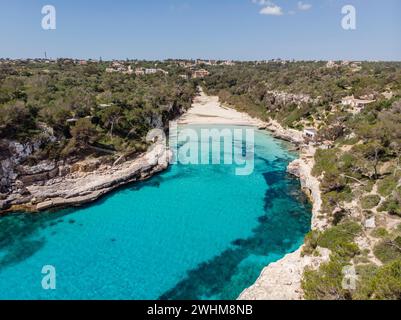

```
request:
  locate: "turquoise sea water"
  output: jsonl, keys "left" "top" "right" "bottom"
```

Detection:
{"left": 0, "top": 126, "right": 311, "bottom": 300}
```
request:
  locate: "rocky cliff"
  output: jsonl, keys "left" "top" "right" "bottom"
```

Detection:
{"left": 239, "top": 136, "right": 329, "bottom": 300}
{"left": 0, "top": 141, "right": 170, "bottom": 213}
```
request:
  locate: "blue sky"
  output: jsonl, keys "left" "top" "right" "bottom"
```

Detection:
{"left": 0, "top": 0, "right": 400, "bottom": 60}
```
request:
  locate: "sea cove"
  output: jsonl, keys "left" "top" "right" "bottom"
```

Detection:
{"left": 0, "top": 125, "right": 311, "bottom": 300}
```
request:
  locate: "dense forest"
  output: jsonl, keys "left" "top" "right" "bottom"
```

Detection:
{"left": 0, "top": 60, "right": 196, "bottom": 159}
{"left": 202, "top": 61, "right": 401, "bottom": 300}
{"left": 204, "top": 61, "right": 401, "bottom": 124}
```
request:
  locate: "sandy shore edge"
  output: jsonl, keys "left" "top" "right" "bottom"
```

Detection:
{"left": 178, "top": 90, "right": 328, "bottom": 300}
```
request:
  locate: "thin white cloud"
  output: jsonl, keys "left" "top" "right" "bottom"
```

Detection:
{"left": 252, "top": 0, "right": 283, "bottom": 16}
{"left": 298, "top": 1, "right": 312, "bottom": 11}
{"left": 260, "top": 5, "right": 283, "bottom": 16}
{"left": 252, "top": 0, "right": 271, "bottom": 5}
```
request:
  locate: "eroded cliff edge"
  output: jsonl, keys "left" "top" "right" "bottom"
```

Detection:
{"left": 0, "top": 140, "right": 170, "bottom": 213}
{"left": 239, "top": 141, "right": 330, "bottom": 300}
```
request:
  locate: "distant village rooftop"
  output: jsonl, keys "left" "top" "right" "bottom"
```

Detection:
{"left": 192, "top": 69, "right": 210, "bottom": 79}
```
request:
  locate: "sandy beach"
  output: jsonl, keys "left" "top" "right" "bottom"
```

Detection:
{"left": 178, "top": 89, "right": 266, "bottom": 127}
{"left": 179, "top": 89, "right": 305, "bottom": 145}
{"left": 177, "top": 89, "right": 326, "bottom": 300}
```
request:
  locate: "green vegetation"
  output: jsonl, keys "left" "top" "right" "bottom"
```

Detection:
{"left": 303, "top": 257, "right": 351, "bottom": 300}
{"left": 302, "top": 221, "right": 362, "bottom": 258}
{"left": 355, "top": 260, "right": 401, "bottom": 300}
{"left": 302, "top": 221, "right": 362, "bottom": 299}
{"left": 0, "top": 60, "right": 197, "bottom": 160}
{"left": 371, "top": 227, "right": 389, "bottom": 239}
{"left": 318, "top": 221, "right": 362, "bottom": 258}
{"left": 361, "top": 180, "right": 375, "bottom": 193}
{"left": 204, "top": 61, "right": 401, "bottom": 128}
{"left": 378, "top": 176, "right": 399, "bottom": 197}
{"left": 303, "top": 222, "right": 401, "bottom": 300}
{"left": 304, "top": 256, "right": 401, "bottom": 300}
{"left": 302, "top": 230, "right": 320, "bottom": 256}
{"left": 378, "top": 198, "right": 401, "bottom": 216}
{"left": 202, "top": 61, "right": 401, "bottom": 300}
{"left": 374, "top": 237, "right": 401, "bottom": 264}
{"left": 378, "top": 184, "right": 401, "bottom": 216}
{"left": 361, "top": 195, "right": 381, "bottom": 209}
{"left": 202, "top": 61, "right": 401, "bottom": 223}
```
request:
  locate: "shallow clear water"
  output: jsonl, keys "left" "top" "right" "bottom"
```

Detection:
{"left": 0, "top": 126, "right": 311, "bottom": 300}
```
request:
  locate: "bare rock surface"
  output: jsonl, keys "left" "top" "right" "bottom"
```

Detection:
{"left": 238, "top": 247, "right": 330, "bottom": 300}
{"left": 239, "top": 145, "right": 328, "bottom": 301}
{"left": 265, "top": 119, "right": 304, "bottom": 145}
{"left": 1, "top": 143, "right": 170, "bottom": 213}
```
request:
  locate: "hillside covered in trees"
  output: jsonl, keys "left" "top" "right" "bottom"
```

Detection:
{"left": 202, "top": 60, "right": 401, "bottom": 300}
{"left": 0, "top": 60, "right": 196, "bottom": 158}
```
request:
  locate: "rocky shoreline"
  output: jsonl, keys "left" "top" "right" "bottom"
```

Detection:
{"left": 238, "top": 135, "right": 330, "bottom": 300}
{"left": 177, "top": 90, "right": 329, "bottom": 300}
{"left": 0, "top": 90, "right": 327, "bottom": 300}
{"left": 182, "top": 92, "right": 330, "bottom": 300}
{"left": 0, "top": 143, "right": 170, "bottom": 214}
{"left": 176, "top": 90, "right": 329, "bottom": 300}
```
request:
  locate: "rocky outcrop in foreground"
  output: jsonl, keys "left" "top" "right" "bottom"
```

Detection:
{"left": 0, "top": 143, "right": 170, "bottom": 213}
{"left": 238, "top": 247, "right": 330, "bottom": 300}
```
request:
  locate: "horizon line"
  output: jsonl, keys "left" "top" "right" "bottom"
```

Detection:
{"left": 1, "top": 57, "right": 401, "bottom": 63}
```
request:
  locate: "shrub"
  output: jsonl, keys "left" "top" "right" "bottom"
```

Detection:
{"left": 361, "top": 195, "right": 381, "bottom": 209}
{"left": 338, "top": 153, "right": 357, "bottom": 172}
{"left": 377, "top": 176, "right": 398, "bottom": 197}
{"left": 312, "top": 149, "right": 339, "bottom": 177}
{"left": 302, "top": 256, "right": 351, "bottom": 300}
{"left": 62, "top": 118, "right": 98, "bottom": 156}
{"left": 371, "top": 228, "right": 389, "bottom": 239}
{"left": 353, "top": 264, "right": 379, "bottom": 299}
{"left": 317, "top": 221, "right": 362, "bottom": 259}
{"left": 360, "top": 260, "right": 401, "bottom": 300}
{"left": 0, "top": 100, "right": 37, "bottom": 139}
{"left": 373, "top": 239, "right": 401, "bottom": 263}
{"left": 378, "top": 197, "right": 401, "bottom": 216}
{"left": 335, "top": 242, "right": 360, "bottom": 259}
{"left": 321, "top": 188, "right": 353, "bottom": 213}
{"left": 302, "top": 230, "right": 320, "bottom": 256}
{"left": 361, "top": 180, "right": 375, "bottom": 193}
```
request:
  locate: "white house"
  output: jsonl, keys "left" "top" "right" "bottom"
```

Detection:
{"left": 135, "top": 68, "right": 145, "bottom": 76}
{"left": 303, "top": 128, "right": 317, "bottom": 140}
{"left": 326, "top": 61, "right": 337, "bottom": 68}
{"left": 145, "top": 68, "right": 158, "bottom": 75}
